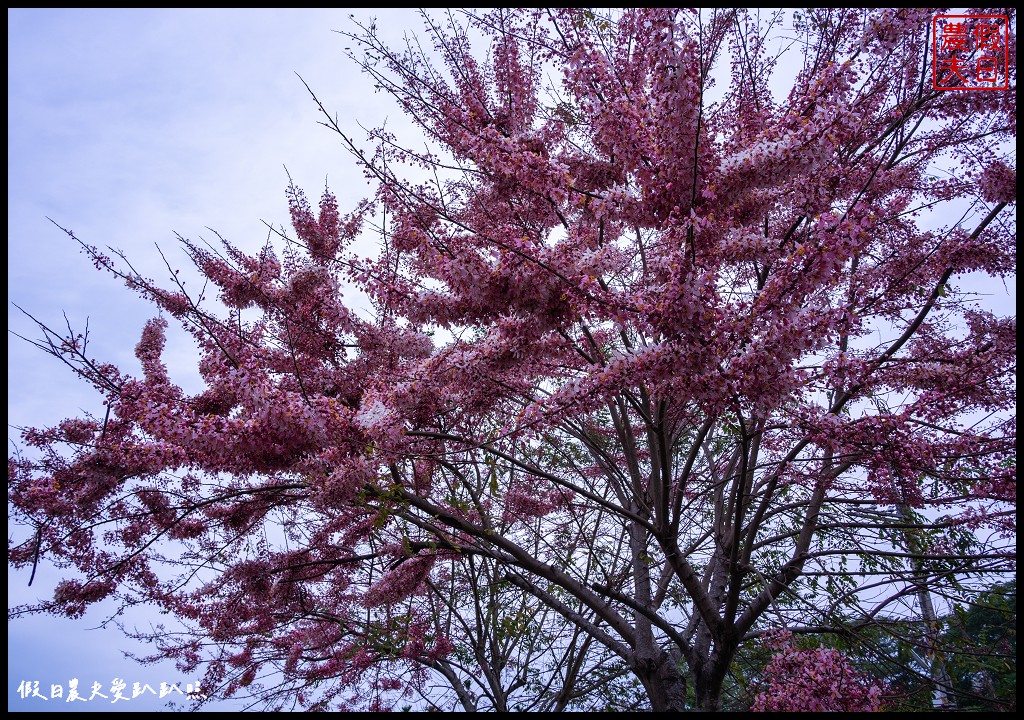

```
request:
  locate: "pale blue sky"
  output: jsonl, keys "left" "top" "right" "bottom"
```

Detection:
{"left": 8, "top": 8, "right": 420, "bottom": 711}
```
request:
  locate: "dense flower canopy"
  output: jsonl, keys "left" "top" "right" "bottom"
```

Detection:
{"left": 9, "top": 8, "right": 1015, "bottom": 712}
{"left": 750, "top": 631, "right": 886, "bottom": 712}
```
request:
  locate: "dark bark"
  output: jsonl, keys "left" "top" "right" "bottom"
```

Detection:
{"left": 634, "top": 650, "right": 689, "bottom": 711}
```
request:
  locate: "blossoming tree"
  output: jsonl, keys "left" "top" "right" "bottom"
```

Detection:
{"left": 9, "top": 8, "right": 1015, "bottom": 712}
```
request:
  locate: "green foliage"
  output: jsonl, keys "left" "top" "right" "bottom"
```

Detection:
{"left": 721, "top": 580, "right": 1016, "bottom": 712}
{"left": 945, "top": 580, "right": 1016, "bottom": 711}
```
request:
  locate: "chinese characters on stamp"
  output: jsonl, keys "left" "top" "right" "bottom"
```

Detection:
{"left": 933, "top": 14, "right": 1010, "bottom": 90}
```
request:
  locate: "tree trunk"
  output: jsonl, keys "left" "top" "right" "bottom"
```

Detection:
{"left": 687, "top": 635, "right": 743, "bottom": 712}
{"left": 898, "top": 504, "right": 956, "bottom": 710}
{"left": 635, "top": 651, "right": 689, "bottom": 711}
{"left": 692, "top": 658, "right": 727, "bottom": 712}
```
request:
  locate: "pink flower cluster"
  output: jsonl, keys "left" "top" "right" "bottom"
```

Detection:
{"left": 751, "top": 631, "right": 886, "bottom": 712}
{"left": 362, "top": 553, "right": 436, "bottom": 608}
{"left": 503, "top": 482, "right": 573, "bottom": 521}
{"left": 978, "top": 161, "right": 1016, "bottom": 204}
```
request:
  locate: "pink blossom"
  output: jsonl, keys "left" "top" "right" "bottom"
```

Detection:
{"left": 362, "top": 554, "right": 436, "bottom": 608}
{"left": 751, "top": 631, "right": 887, "bottom": 712}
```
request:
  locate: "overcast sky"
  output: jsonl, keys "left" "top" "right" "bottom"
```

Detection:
{"left": 7, "top": 8, "right": 423, "bottom": 711}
